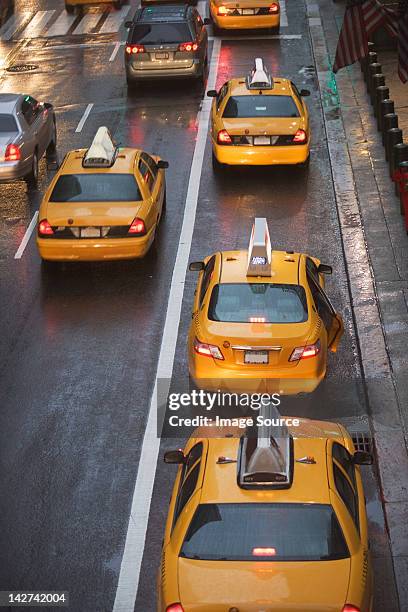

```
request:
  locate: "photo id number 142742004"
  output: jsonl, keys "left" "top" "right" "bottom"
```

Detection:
{"left": 0, "top": 592, "right": 69, "bottom": 607}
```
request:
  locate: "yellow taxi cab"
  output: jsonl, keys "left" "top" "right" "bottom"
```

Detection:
{"left": 36, "top": 126, "right": 168, "bottom": 263}
{"left": 65, "top": 0, "right": 126, "bottom": 12}
{"left": 187, "top": 218, "right": 344, "bottom": 394}
{"left": 207, "top": 58, "right": 311, "bottom": 169}
{"left": 210, "top": 0, "right": 280, "bottom": 32}
{"left": 158, "top": 415, "right": 374, "bottom": 612}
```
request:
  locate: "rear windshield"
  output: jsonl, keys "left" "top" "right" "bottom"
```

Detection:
{"left": 208, "top": 283, "right": 308, "bottom": 323}
{"left": 180, "top": 503, "right": 349, "bottom": 561}
{"left": 223, "top": 95, "right": 300, "bottom": 118}
{"left": 130, "top": 23, "right": 192, "bottom": 44}
{"left": 49, "top": 174, "right": 142, "bottom": 203}
{"left": 0, "top": 114, "right": 18, "bottom": 132}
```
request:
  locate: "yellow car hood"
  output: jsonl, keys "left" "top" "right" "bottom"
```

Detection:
{"left": 221, "top": 117, "right": 304, "bottom": 136}
{"left": 178, "top": 558, "right": 351, "bottom": 611}
{"left": 43, "top": 201, "right": 142, "bottom": 226}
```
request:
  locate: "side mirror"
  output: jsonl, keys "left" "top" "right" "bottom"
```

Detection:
{"left": 317, "top": 263, "right": 332, "bottom": 275}
{"left": 207, "top": 89, "right": 217, "bottom": 98}
{"left": 157, "top": 160, "right": 169, "bottom": 169}
{"left": 300, "top": 89, "right": 311, "bottom": 97}
{"left": 203, "top": 17, "right": 211, "bottom": 25}
{"left": 189, "top": 261, "right": 205, "bottom": 271}
{"left": 353, "top": 451, "right": 373, "bottom": 465}
{"left": 164, "top": 450, "right": 185, "bottom": 464}
{"left": 124, "top": 20, "right": 133, "bottom": 28}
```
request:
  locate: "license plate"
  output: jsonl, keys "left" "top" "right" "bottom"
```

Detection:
{"left": 155, "top": 52, "right": 169, "bottom": 60}
{"left": 254, "top": 135, "right": 270, "bottom": 145}
{"left": 242, "top": 8, "right": 255, "bottom": 14}
{"left": 81, "top": 227, "right": 100, "bottom": 238}
{"left": 244, "top": 350, "right": 269, "bottom": 364}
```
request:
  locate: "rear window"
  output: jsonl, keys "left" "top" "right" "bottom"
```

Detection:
{"left": 222, "top": 95, "right": 300, "bottom": 118}
{"left": 208, "top": 283, "right": 308, "bottom": 323}
{"left": 0, "top": 114, "right": 18, "bottom": 132}
{"left": 180, "top": 503, "right": 349, "bottom": 561}
{"left": 49, "top": 174, "right": 142, "bottom": 203}
{"left": 130, "top": 23, "right": 191, "bottom": 44}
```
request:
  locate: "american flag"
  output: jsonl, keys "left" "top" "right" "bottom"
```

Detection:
{"left": 398, "top": 0, "right": 408, "bottom": 82}
{"left": 333, "top": 0, "right": 399, "bottom": 72}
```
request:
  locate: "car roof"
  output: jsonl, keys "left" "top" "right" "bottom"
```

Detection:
{"left": 228, "top": 77, "right": 294, "bottom": 97}
{"left": 0, "top": 93, "right": 21, "bottom": 113}
{"left": 59, "top": 147, "right": 141, "bottom": 175}
{"left": 218, "top": 249, "right": 301, "bottom": 285}
{"left": 196, "top": 422, "right": 345, "bottom": 505}
{"left": 136, "top": 5, "right": 190, "bottom": 22}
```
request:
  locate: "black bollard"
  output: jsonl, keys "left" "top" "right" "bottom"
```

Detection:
{"left": 375, "top": 88, "right": 390, "bottom": 128}
{"left": 387, "top": 130, "right": 404, "bottom": 176}
{"left": 392, "top": 144, "right": 408, "bottom": 195}
{"left": 370, "top": 74, "right": 385, "bottom": 107}
{"left": 367, "top": 62, "right": 382, "bottom": 94}
{"left": 383, "top": 115, "right": 399, "bottom": 153}
{"left": 397, "top": 161, "right": 408, "bottom": 215}
{"left": 379, "top": 99, "right": 394, "bottom": 133}
{"left": 363, "top": 50, "right": 377, "bottom": 79}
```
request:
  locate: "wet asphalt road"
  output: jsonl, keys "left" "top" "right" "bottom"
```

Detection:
{"left": 0, "top": 1, "right": 398, "bottom": 611}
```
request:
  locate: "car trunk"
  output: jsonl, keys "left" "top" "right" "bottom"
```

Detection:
{"left": 178, "top": 557, "right": 350, "bottom": 611}
{"left": 130, "top": 44, "right": 195, "bottom": 70}
{"left": 222, "top": 117, "right": 302, "bottom": 146}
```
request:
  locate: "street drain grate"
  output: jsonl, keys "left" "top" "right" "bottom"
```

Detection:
{"left": 352, "top": 432, "right": 373, "bottom": 454}
{"left": 6, "top": 64, "right": 38, "bottom": 73}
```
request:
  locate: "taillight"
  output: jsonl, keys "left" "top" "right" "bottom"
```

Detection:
{"left": 342, "top": 606, "right": 360, "bottom": 612}
{"left": 217, "top": 5, "right": 230, "bottom": 14}
{"left": 125, "top": 44, "right": 145, "bottom": 54}
{"left": 269, "top": 2, "right": 279, "bottom": 12}
{"left": 5, "top": 143, "right": 21, "bottom": 161}
{"left": 289, "top": 340, "right": 321, "bottom": 362}
{"left": 194, "top": 338, "right": 224, "bottom": 360}
{"left": 252, "top": 547, "right": 276, "bottom": 556}
{"left": 166, "top": 605, "right": 184, "bottom": 612}
{"left": 128, "top": 218, "right": 146, "bottom": 235}
{"left": 178, "top": 41, "right": 198, "bottom": 52}
{"left": 293, "top": 129, "right": 308, "bottom": 144}
{"left": 217, "top": 129, "right": 232, "bottom": 145}
{"left": 38, "top": 219, "right": 54, "bottom": 236}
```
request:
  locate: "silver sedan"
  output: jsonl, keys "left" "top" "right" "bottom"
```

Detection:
{"left": 0, "top": 93, "right": 57, "bottom": 190}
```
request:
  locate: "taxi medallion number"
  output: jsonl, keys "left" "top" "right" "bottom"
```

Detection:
{"left": 244, "top": 350, "right": 269, "bottom": 364}
{"left": 81, "top": 227, "right": 101, "bottom": 238}
{"left": 254, "top": 135, "right": 271, "bottom": 145}
{"left": 242, "top": 8, "right": 255, "bottom": 14}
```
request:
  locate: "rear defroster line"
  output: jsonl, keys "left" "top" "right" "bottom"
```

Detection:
{"left": 112, "top": 38, "right": 222, "bottom": 612}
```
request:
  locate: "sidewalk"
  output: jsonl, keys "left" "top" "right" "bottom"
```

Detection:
{"left": 307, "top": 1, "right": 408, "bottom": 610}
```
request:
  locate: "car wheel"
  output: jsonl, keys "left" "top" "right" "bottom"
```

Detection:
{"left": 65, "top": 3, "right": 74, "bottom": 13}
{"left": 271, "top": 24, "right": 280, "bottom": 34}
{"left": 299, "top": 154, "right": 310, "bottom": 169}
{"left": 25, "top": 151, "right": 39, "bottom": 190}
{"left": 212, "top": 151, "right": 225, "bottom": 172}
{"left": 161, "top": 189, "right": 167, "bottom": 214}
{"left": 46, "top": 121, "right": 57, "bottom": 157}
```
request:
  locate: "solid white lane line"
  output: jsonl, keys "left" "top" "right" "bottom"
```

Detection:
{"left": 280, "top": 0, "right": 288, "bottom": 27}
{"left": 109, "top": 41, "right": 121, "bottom": 62}
{"left": 72, "top": 12, "right": 102, "bottom": 36}
{"left": 45, "top": 11, "right": 76, "bottom": 37}
{"left": 20, "top": 10, "right": 55, "bottom": 38}
{"left": 0, "top": 12, "right": 32, "bottom": 41}
{"left": 75, "top": 103, "right": 93, "bottom": 133}
{"left": 197, "top": 0, "right": 207, "bottom": 18}
{"left": 14, "top": 211, "right": 39, "bottom": 260}
{"left": 112, "top": 38, "right": 222, "bottom": 612}
{"left": 99, "top": 5, "right": 130, "bottom": 33}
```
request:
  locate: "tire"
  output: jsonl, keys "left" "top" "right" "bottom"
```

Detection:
{"left": 46, "top": 120, "right": 57, "bottom": 157}
{"left": 299, "top": 154, "right": 310, "bottom": 169}
{"left": 271, "top": 24, "right": 280, "bottom": 34}
{"left": 65, "top": 3, "right": 74, "bottom": 13}
{"left": 161, "top": 189, "right": 167, "bottom": 214}
{"left": 25, "top": 151, "right": 39, "bottom": 190}
{"left": 212, "top": 150, "right": 225, "bottom": 172}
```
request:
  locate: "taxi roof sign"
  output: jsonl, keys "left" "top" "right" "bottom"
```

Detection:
{"left": 246, "top": 58, "right": 273, "bottom": 90}
{"left": 247, "top": 217, "right": 272, "bottom": 277}
{"left": 83, "top": 126, "right": 118, "bottom": 168}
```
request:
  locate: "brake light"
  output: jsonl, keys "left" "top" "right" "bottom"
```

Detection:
{"left": 38, "top": 219, "right": 54, "bottom": 236}
{"left": 125, "top": 44, "right": 145, "bottom": 54}
{"left": 166, "top": 605, "right": 184, "bottom": 612}
{"left": 342, "top": 606, "right": 360, "bottom": 612}
{"left": 289, "top": 340, "right": 321, "bottom": 362}
{"left": 128, "top": 218, "right": 146, "bottom": 235}
{"left": 178, "top": 41, "right": 198, "bottom": 52}
{"left": 293, "top": 129, "right": 308, "bottom": 143}
{"left": 249, "top": 317, "right": 266, "bottom": 323}
{"left": 269, "top": 2, "right": 279, "bottom": 12}
{"left": 252, "top": 547, "right": 276, "bottom": 556}
{"left": 194, "top": 338, "right": 224, "bottom": 360}
{"left": 217, "top": 5, "right": 229, "bottom": 14}
{"left": 217, "top": 129, "right": 232, "bottom": 145}
{"left": 5, "top": 143, "right": 21, "bottom": 161}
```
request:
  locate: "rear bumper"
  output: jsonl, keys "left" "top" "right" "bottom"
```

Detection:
{"left": 126, "top": 60, "right": 202, "bottom": 81}
{"left": 210, "top": 10, "right": 280, "bottom": 29}
{"left": 0, "top": 160, "right": 30, "bottom": 182}
{"left": 37, "top": 231, "right": 155, "bottom": 262}
{"left": 213, "top": 141, "right": 310, "bottom": 166}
